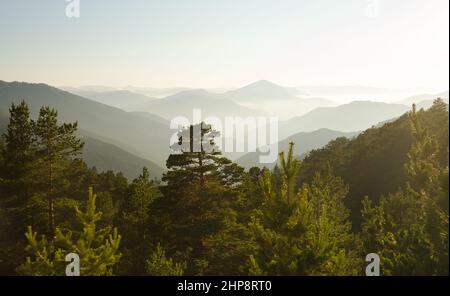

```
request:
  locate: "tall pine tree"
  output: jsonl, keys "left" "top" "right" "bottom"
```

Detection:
{"left": 153, "top": 123, "right": 247, "bottom": 275}
{"left": 249, "top": 143, "right": 360, "bottom": 275}
{"left": 33, "top": 106, "right": 84, "bottom": 238}
{"left": 0, "top": 102, "right": 36, "bottom": 274}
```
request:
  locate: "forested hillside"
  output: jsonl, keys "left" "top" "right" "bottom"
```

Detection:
{"left": 0, "top": 99, "right": 448, "bottom": 276}
{"left": 237, "top": 128, "right": 359, "bottom": 169}
{"left": 82, "top": 137, "right": 164, "bottom": 180}
{"left": 0, "top": 111, "right": 163, "bottom": 180}
{"left": 297, "top": 100, "right": 449, "bottom": 228}
{"left": 0, "top": 81, "right": 171, "bottom": 165}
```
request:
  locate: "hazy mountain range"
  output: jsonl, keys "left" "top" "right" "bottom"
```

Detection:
{"left": 66, "top": 81, "right": 447, "bottom": 121}
{"left": 62, "top": 85, "right": 190, "bottom": 98}
{"left": 223, "top": 80, "right": 337, "bottom": 119}
{"left": 69, "top": 90, "right": 156, "bottom": 110}
{"left": 82, "top": 136, "right": 164, "bottom": 180}
{"left": 0, "top": 116, "right": 164, "bottom": 180}
{"left": 236, "top": 128, "right": 360, "bottom": 169}
{"left": 279, "top": 101, "right": 412, "bottom": 138}
{"left": 129, "top": 89, "right": 266, "bottom": 121}
{"left": 398, "top": 91, "right": 449, "bottom": 106}
{"left": 1, "top": 80, "right": 447, "bottom": 179}
{"left": 225, "top": 80, "right": 301, "bottom": 102}
{"left": 0, "top": 81, "right": 171, "bottom": 174}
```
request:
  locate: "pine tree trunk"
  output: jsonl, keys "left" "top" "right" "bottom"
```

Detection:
{"left": 199, "top": 152, "right": 204, "bottom": 189}
{"left": 48, "top": 159, "right": 55, "bottom": 238}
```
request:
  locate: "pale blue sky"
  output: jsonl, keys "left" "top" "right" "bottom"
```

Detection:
{"left": 0, "top": 0, "right": 448, "bottom": 90}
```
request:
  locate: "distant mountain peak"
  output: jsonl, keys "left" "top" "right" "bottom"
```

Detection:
{"left": 240, "top": 80, "right": 287, "bottom": 91}
{"left": 226, "top": 80, "right": 297, "bottom": 102}
{"left": 247, "top": 80, "right": 282, "bottom": 87}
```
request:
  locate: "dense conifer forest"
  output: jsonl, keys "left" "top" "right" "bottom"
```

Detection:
{"left": 0, "top": 99, "right": 448, "bottom": 276}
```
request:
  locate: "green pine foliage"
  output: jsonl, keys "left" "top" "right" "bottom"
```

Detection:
{"left": 17, "top": 188, "right": 122, "bottom": 276}
{"left": 361, "top": 99, "right": 449, "bottom": 275}
{"left": 152, "top": 124, "right": 251, "bottom": 275}
{"left": 118, "top": 167, "right": 161, "bottom": 275}
{"left": 146, "top": 244, "right": 186, "bottom": 276}
{"left": 0, "top": 102, "right": 36, "bottom": 273}
{"left": 298, "top": 99, "right": 449, "bottom": 228}
{"left": 33, "top": 106, "right": 84, "bottom": 237}
{"left": 2, "top": 101, "right": 35, "bottom": 198}
{"left": 248, "top": 143, "right": 360, "bottom": 275}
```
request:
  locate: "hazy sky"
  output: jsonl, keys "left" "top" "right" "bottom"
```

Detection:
{"left": 0, "top": 0, "right": 448, "bottom": 90}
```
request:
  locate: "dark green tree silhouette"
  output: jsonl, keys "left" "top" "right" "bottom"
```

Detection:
{"left": 119, "top": 167, "right": 161, "bottom": 275}
{"left": 153, "top": 123, "right": 247, "bottom": 275}
{"left": 33, "top": 106, "right": 84, "bottom": 237}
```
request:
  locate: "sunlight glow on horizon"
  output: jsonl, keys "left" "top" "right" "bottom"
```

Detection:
{"left": 0, "top": 0, "right": 448, "bottom": 92}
